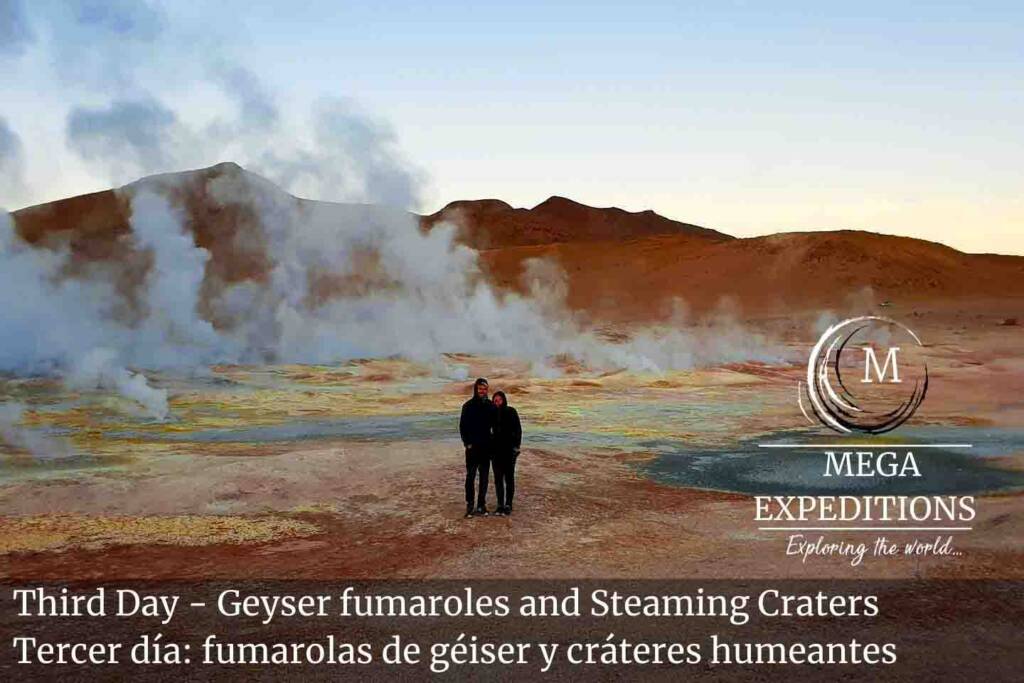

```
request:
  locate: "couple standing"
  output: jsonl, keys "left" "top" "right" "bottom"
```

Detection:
{"left": 459, "top": 377, "right": 522, "bottom": 517}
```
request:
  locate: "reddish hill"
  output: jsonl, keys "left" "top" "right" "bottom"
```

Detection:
{"left": 481, "top": 230, "right": 1024, "bottom": 320}
{"left": 11, "top": 163, "right": 284, "bottom": 320}
{"left": 9, "top": 162, "right": 1024, "bottom": 324}
{"left": 420, "top": 195, "right": 731, "bottom": 249}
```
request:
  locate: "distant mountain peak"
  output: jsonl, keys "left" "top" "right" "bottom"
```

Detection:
{"left": 422, "top": 196, "right": 731, "bottom": 249}
{"left": 534, "top": 195, "right": 580, "bottom": 209}
{"left": 437, "top": 198, "right": 513, "bottom": 213}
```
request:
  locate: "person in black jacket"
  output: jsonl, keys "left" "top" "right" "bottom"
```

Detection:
{"left": 490, "top": 391, "right": 522, "bottom": 516}
{"left": 459, "top": 378, "right": 494, "bottom": 517}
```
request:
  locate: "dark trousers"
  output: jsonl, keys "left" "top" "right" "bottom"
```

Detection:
{"left": 494, "top": 451, "right": 518, "bottom": 508}
{"left": 465, "top": 447, "right": 490, "bottom": 508}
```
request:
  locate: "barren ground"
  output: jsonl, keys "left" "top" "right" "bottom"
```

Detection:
{"left": 1, "top": 306, "right": 1020, "bottom": 581}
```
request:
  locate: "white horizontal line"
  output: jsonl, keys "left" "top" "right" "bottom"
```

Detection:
{"left": 757, "top": 444, "right": 973, "bottom": 449}
{"left": 759, "top": 527, "right": 972, "bottom": 532}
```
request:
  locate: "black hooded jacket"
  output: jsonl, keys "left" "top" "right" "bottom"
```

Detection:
{"left": 491, "top": 392, "right": 522, "bottom": 454}
{"left": 460, "top": 393, "right": 494, "bottom": 449}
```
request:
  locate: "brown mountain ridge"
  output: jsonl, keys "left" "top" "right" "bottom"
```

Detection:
{"left": 421, "top": 195, "right": 730, "bottom": 249}
{"left": 9, "top": 162, "right": 1024, "bottom": 322}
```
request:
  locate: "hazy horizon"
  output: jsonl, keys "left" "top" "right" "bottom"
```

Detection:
{"left": 1, "top": 2, "right": 1021, "bottom": 254}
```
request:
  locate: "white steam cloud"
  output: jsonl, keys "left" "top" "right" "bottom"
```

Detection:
{"left": 2, "top": 172, "right": 782, "bottom": 403}
{"left": 0, "top": 208, "right": 170, "bottom": 418}
{"left": 66, "top": 349, "right": 169, "bottom": 420}
{"left": 0, "top": 0, "right": 785, "bottom": 431}
{"left": 66, "top": 99, "right": 180, "bottom": 180}
{"left": 0, "top": 0, "right": 32, "bottom": 58}
{"left": 0, "top": 116, "right": 26, "bottom": 205}
{"left": 0, "top": 402, "right": 75, "bottom": 459}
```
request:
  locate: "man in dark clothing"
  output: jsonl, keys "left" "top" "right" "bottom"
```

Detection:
{"left": 459, "top": 378, "right": 494, "bottom": 517}
{"left": 491, "top": 390, "right": 522, "bottom": 516}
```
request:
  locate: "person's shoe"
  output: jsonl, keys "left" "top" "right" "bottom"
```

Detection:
{"left": 464, "top": 505, "right": 474, "bottom": 518}
{"left": 506, "top": 505, "right": 513, "bottom": 515}
{"left": 475, "top": 506, "right": 488, "bottom": 516}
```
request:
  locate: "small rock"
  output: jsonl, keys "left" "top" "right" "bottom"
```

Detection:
{"left": 999, "top": 317, "right": 1018, "bottom": 326}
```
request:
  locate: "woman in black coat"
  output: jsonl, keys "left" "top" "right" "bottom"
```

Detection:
{"left": 491, "top": 391, "right": 522, "bottom": 516}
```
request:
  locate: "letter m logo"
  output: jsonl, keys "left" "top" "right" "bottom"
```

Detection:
{"left": 862, "top": 346, "right": 901, "bottom": 383}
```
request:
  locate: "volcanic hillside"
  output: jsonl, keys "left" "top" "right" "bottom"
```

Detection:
{"left": 480, "top": 229, "right": 1024, "bottom": 320}
{"left": 10, "top": 162, "right": 1024, "bottom": 323}
{"left": 421, "top": 196, "right": 730, "bottom": 248}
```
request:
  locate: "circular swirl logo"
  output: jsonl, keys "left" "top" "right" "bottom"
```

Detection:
{"left": 800, "top": 316, "right": 928, "bottom": 434}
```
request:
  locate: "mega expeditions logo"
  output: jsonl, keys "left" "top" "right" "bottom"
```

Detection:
{"left": 757, "top": 316, "right": 973, "bottom": 567}
{"left": 799, "top": 316, "right": 928, "bottom": 434}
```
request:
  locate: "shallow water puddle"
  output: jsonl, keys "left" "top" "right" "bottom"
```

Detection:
{"left": 641, "top": 427, "right": 1024, "bottom": 495}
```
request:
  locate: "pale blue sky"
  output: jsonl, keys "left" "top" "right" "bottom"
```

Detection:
{"left": 1, "top": 1, "right": 1022, "bottom": 252}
